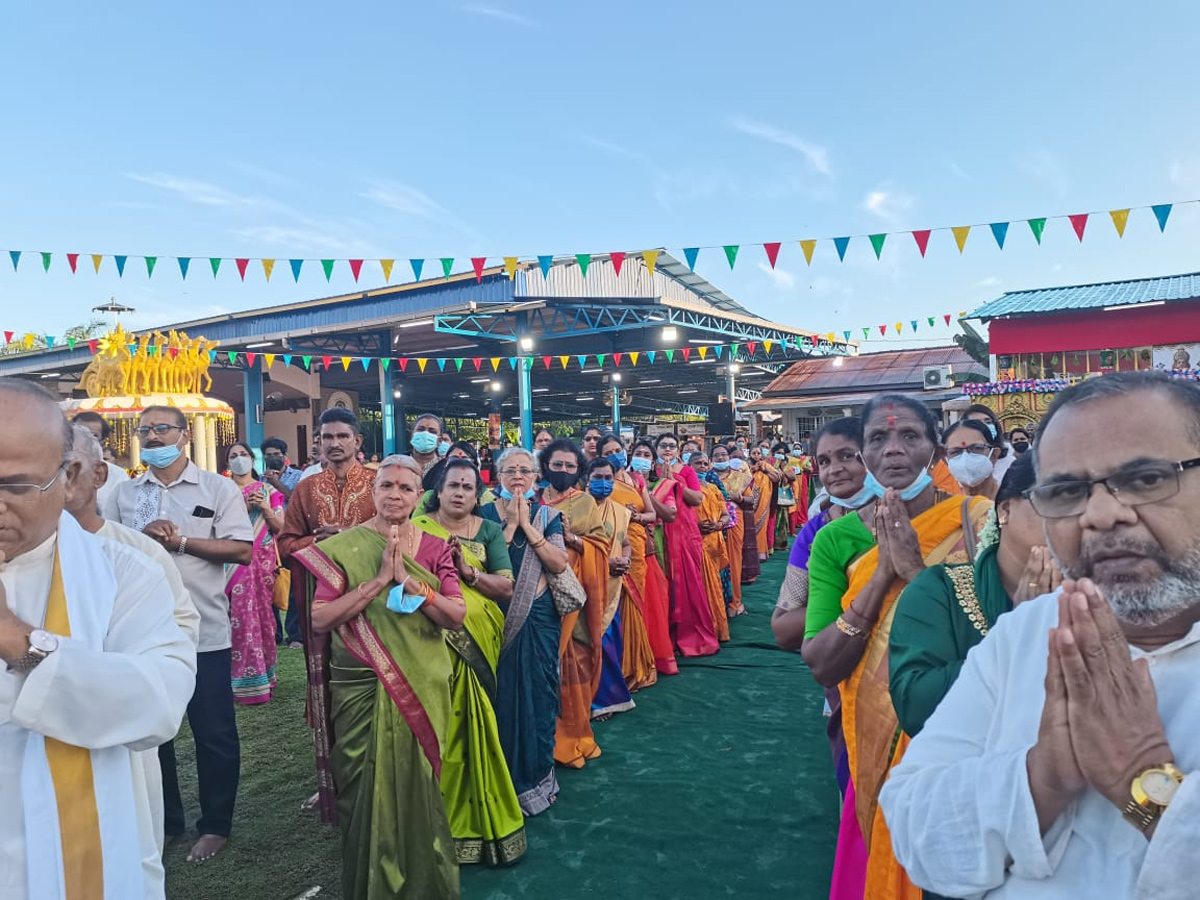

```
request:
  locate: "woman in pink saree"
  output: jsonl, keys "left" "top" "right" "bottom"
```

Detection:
{"left": 225, "top": 442, "right": 285, "bottom": 704}
{"left": 648, "top": 433, "right": 719, "bottom": 658}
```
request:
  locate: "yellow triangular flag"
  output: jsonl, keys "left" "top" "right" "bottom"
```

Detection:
{"left": 559, "top": 355, "right": 570, "bottom": 370}
{"left": 763, "top": 340, "right": 773, "bottom": 355}
{"left": 952, "top": 226, "right": 971, "bottom": 253}
{"left": 827, "top": 333, "right": 836, "bottom": 343}
{"left": 261, "top": 259, "right": 275, "bottom": 281}
{"left": 24, "top": 333, "right": 36, "bottom": 348}
{"left": 341, "top": 356, "right": 352, "bottom": 371}
{"left": 1110, "top": 209, "right": 1130, "bottom": 238}
{"left": 417, "top": 358, "right": 428, "bottom": 373}
{"left": 894, "top": 323, "right": 903, "bottom": 334}
{"left": 503, "top": 257, "right": 520, "bottom": 280}
{"left": 490, "top": 358, "right": 500, "bottom": 371}
{"left": 629, "top": 351, "right": 640, "bottom": 367}
{"left": 380, "top": 259, "right": 395, "bottom": 282}
{"left": 91, "top": 254, "right": 104, "bottom": 274}
{"left": 264, "top": 353, "right": 276, "bottom": 369}
{"left": 642, "top": 249, "right": 659, "bottom": 276}
{"left": 799, "top": 240, "right": 817, "bottom": 265}
{"left": 698, "top": 346, "right": 708, "bottom": 360}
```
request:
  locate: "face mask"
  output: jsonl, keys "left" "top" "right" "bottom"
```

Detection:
{"left": 947, "top": 452, "right": 994, "bottom": 488}
{"left": 774, "top": 453, "right": 786, "bottom": 461}
{"left": 546, "top": 471, "right": 578, "bottom": 493}
{"left": 831, "top": 482, "right": 875, "bottom": 509}
{"left": 630, "top": 457, "right": 652, "bottom": 474}
{"left": 532, "top": 448, "right": 542, "bottom": 459}
{"left": 861, "top": 452, "right": 935, "bottom": 502}
{"left": 729, "top": 458, "right": 745, "bottom": 471}
{"left": 982, "top": 422, "right": 998, "bottom": 439}
{"left": 656, "top": 456, "right": 667, "bottom": 465}
{"left": 386, "top": 583, "right": 427, "bottom": 615}
{"left": 1012, "top": 440, "right": 1029, "bottom": 454}
{"left": 229, "top": 456, "right": 254, "bottom": 476}
{"left": 588, "top": 479, "right": 614, "bottom": 500}
{"left": 681, "top": 452, "right": 692, "bottom": 464}
{"left": 498, "top": 486, "right": 535, "bottom": 501}
{"left": 791, "top": 449, "right": 803, "bottom": 458}
{"left": 713, "top": 461, "right": 730, "bottom": 471}
{"left": 141, "top": 442, "right": 183, "bottom": 470}
{"left": 436, "top": 442, "right": 451, "bottom": 458}
{"left": 736, "top": 442, "right": 746, "bottom": 450}
{"left": 606, "top": 452, "right": 628, "bottom": 470}
{"left": 410, "top": 431, "right": 439, "bottom": 454}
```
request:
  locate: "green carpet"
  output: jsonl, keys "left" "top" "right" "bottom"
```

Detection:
{"left": 165, "top": 551, "right": 838, "bottom": 899}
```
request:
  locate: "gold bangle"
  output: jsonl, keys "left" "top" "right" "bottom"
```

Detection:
{"left": 835, "top": 615, "right": 867, "bottom": 639}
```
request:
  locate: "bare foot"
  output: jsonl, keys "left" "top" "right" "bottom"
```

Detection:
{"left": 186, "top": 834, "right": 228, "bottom": 863}
{"left": 301, "top": 792, "right": 320, "bottom": 811}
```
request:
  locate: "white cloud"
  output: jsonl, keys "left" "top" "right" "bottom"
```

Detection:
{"left": 757, "top": 260, "right": 795, "bottom": 290}
{"left": 126, "top": 172, "right": 263, "bottom": 208}
{"left": 863, "top": 189, "right": 914, "bottom": 224}
{"left": 360, "top": 182, "right": 451, "bottom": 221}
{"left": 232, "top": 225, "right": 368, "bottom": 256}
{"left": 463, "top": 4, "right": 538, "bottom": 28}
{"left": 973, "top": 276, "right": 1001, "bottom": 288}
{"left": 728, "top": 117, "right": 832, "bottom": 178}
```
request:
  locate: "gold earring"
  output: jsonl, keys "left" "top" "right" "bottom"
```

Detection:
{"left": 998, "top": 516, "right": 1008, "bottom": 527}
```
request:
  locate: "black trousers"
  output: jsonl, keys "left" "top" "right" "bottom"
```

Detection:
{"left": 160, "top": 648, "right": 241, "bottom": 837}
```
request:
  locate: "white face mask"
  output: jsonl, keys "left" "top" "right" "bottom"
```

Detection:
{"left": 229, "top": 456, "right": 254, "bottom": 476}
{"left": 947, "top": 452, "right": 994, "bottom": 487}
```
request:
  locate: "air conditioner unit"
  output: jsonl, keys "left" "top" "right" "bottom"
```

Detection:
{"left": 923, "top": 365, "right": 953, "bottom": 390}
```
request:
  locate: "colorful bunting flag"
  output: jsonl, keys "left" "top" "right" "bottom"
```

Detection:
{"left": 440, "top": 258, "right": 454, "bottom": 279}
{"left": 348, "top": 259, "right": 364, "bottom": 282}
{"left": 697, "top": 346, "right": 707, "bottom": 359}
{"left": 576, "top": 253, "right": 591, "bottom": 278}
{"left": 264, "top": 353, "right": 276, "bottom": 369}
{"left": 912, "top": 230, "right": 931, "bottom": 257}
{"left": 1109, "top": 208, "right": 1130, "bottom": 237}
{"left": 952, "top": 226, "right": 971, "bottom": 253}
{"left": 417, "top": 358, "right": 428, "bottom": 372}
{"left": 763, "top": 242, "right": 781, "bottom": 268}
{"left": 398, "top": 358, "right": 409, "bottom": 372}
{"left": 210, "top": 257, "right": 221, "bottom": 277}
{"left": 537, "top": 255, "right": 553, "bottom": 278}
{"left": 799, "top": 239, "right": 816, "bottom": 265}
{"left": 340, "top": 356, "right": 352, "bottom": 371}
{"left": 454, "top": 358, "right": 464, "bottom": 372}
{"left": 723, "top": 245, "right": 739, "bottom": 269}
{"left": 1152, "top": 203, "right": 1172, "bottom": 231}
{"left": 612, "top": 353, "right": 623, "bottom": 367}
{"left": 610, "top": 251, "right": 626, "bottom": 276}
{"left": 559, "top": 355, "right": 569, "bottom": 370}
{"left": 493, "top": 358, "right": 503, "bottom": 371}
{"left": 411, "top": 259, "right": 425, "bottom": 281}
{"left": 178, "top": 257, "right": 191, "bottom": 279}
{"left": 437, "top": 358, "right": 447, "bottom": 372}
{"left": 261, "top": 258, "right": 274, "bottom": 281}
{"left": 503, "top": 256, "right": 519, "bottom": 279}
{"left": 1028, "top": 218, "right": 1046, "bottom": 244}
{"left": 290, "top": 259, "right": 304, "bottom": 281}
{"left": 321, "top": 259, "right": 335, "bottom": 281}
{"left": 989, "top": 222, "right": 1009, "bottom": 249}
{"left": 302, "top": 355, "right": 313, "bottom": 370}
{"left": 471, "top": 257, "right": 486, "bottom": 283}
{"left": 9, "top": 251, "right": 20, "bottom": 270}
{"left": 42, "top": 252, "right": 52, "bottom": 273}
{"left": 380, "top": 258, "right": 395, "bottom": 282}
{"left": 642, "top": 249, "right": 659, "bottom": 276}
{"left": 833, "top": 237, "right": 850, "bottom": 261}
{"left": 646, "top": 350, "right": 656, "bottom": 364}
{"left": 235, "top": 258, "right": 250, "bottom": 281}
{"left": 66, "top": 253, "right": 79, "bottom": 273}
{"left": 1069, "top": 214, "right": 1088, "bottom": 242}
{"left": 146, "top": 256, "right": 158, "bottom": 277}
{"left": 629, "top": 351, "right": 639, "bottom": 366}
{"left": 869, "top": 234, "right": 886, "bottom": 259}
{"left": 683, "top": 247, "right": 699, "bottom": 270}
{"left": 360, "top": 357, "right": 371, "bottom": 372}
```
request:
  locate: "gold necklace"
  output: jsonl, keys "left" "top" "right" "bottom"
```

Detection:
{"left": 434, "top": 512, "right": 475, "bottom": 541}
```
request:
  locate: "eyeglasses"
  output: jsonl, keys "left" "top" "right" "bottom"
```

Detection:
{"left": 549, "top": 461, "right": 578, "bottom": 472}
{"left": 135, "top": 423, "right": 184, "bottom": 438}
{"left": 500, "top": 467, "right": 536, "bottom": 477}
{"left": 1026, "top": 456, "right": 1200, "bottom": 519}
{"left": 658, "top": 442, "right": 678, "bottom": 449}
{"left": 945, "top": 444, "right": 993, "bottom": 459}
{"left": 0, "top": 462, "right": 67, "bottom": 499}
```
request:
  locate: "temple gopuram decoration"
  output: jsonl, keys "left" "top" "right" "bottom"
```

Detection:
{"left": 63, "top": 324, "right": 235, "bottom": 472}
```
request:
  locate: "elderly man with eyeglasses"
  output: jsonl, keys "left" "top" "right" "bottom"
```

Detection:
{"left": 112, "top": 405, "right": 254, "bottom": 864}
{"left": 881, "top": 372, "right": 1200, "bottom": 899}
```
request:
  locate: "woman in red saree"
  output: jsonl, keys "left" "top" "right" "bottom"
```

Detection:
{"left": 630, "top": 439, "right": 681, "bottom": 676}
{"left": 649, "top": 433, "right": 719, "bottom": 658}
{"left": 293, "top": 455, "right": 467, "bottom": 900}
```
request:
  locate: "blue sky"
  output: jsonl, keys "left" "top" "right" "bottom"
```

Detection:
{"left": 3, "top": 1, "right": 1199, "bottom": 350}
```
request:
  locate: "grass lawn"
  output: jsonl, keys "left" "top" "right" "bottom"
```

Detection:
{"left": 166, "top": 552, "right": 838, "bottom": 899}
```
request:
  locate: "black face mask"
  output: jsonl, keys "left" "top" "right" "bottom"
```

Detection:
{"left": 1012, "top": 440, "right": 1030, "bottom": 454}
{"left": 546, "top": 470, "right": 579, "bottom": 493}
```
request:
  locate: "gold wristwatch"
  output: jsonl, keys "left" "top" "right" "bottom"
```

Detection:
{"left": 1123, "top": 763, "right": 1185, "bottom": 833}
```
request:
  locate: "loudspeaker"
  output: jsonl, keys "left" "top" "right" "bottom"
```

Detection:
{"left": 709, "top": 400, "right": 734, "bottom": 435}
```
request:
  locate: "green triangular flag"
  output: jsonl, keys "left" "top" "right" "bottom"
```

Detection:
{"left": 863, "top": 327, "right": 870, "bottom": 339}
{"left": 210, "top": 258, "right": 222, "bottom": 277}
{"left": 381, "top": 358, "right": 390, "bottom": 370}
{"left": 68, "top": 338, "right": 77, "bottom": 350}
{"left": 595, "top": 354, "right": 606, "bottom": 366}
{"left": 440, "top": 258, "right": 454, "bottom": 279}
{"left": 321, "top": 259, "right": 335, "bottom": 281}
{"left": 148, "top": 344, "right": 158, "bottom": 356}
{"left": 576, "top": 253, "right": 591, "bottom": 277}
{"left": 145, "top": 256, "right": 158, "bottom": 277}
{"left": 1028, "top": 218, "right": 1046, "bottom": 244}
{"left": 723, "top": 245, "right": 739, "bottom": 269}
{"left": 41, "top": 252, "right": 52, "bottom": 272}
{"left": 730, "top": 343, "right": 740, "bottom": 357}
{"left": 454, "top": 359, "right": 464, "bottom": 372}
{"left": 869, "top": 234, "right": 886, "bottom": 259}
{"left": 302, "top": 355, "right": 313, "bottom": 370}
{"left": 927, "top": 317, "right": 935, "bottom": 327}
{"left": 227, "top": 350, "right": 238, "bottom": 365}
{"left": 664, "top": 349, "right": 674, "bottom": 363}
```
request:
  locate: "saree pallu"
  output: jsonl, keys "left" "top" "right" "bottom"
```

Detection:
{"left": 651, "top": 476, "right": 719, "bottom": 658}
{"left": 699, "top": 483, "right": 731, "bottom": 642}
{"left": 593, "top": 500, "right": 636, "bottom": 717}
{"left": 838, "top": 496, "right": 990, "bottom": 900}
{"left": 226, "top": 483, "right": 283, "bottom": 704}
{"left": 411, "top": 517, "right": 526, "bottom": 867}
{"left": 612, "top": 477, "right": 659, "bottom": 691}
{"left": 717, "top": 469, "right": 751, "bottom": 610}
{"left": 544, "top": 490, "right": 612, "bottom": 768}
{"left": 293, "top": 528, "right": 460, "bottom": 900}
{"left": 752, "top": 470, "right": 774, "bottom": 559}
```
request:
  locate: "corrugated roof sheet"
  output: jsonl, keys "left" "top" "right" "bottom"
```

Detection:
{"left": 743, "top": 387, "right": 965, "bottom": 411}
{"left": 761, "top": 346, "right": 986, "bottom": 395}
{"left": 970, "top": 271, "right": 1200, "bottom": 320}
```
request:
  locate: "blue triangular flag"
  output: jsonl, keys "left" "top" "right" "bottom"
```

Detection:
{"left": 683, "top": 247, "right": 700, "bottom": 270}
{"left": 714, "top": 344, "right": 724, "bottom": 359}
{"left": 208, "top": 350, "right": 217, "bottom": 363}
{"left": 45, "top": 336, "right": 55, "bottom": 348}
{"left": 437, "top": 358, "right": 447, "bottom": 371}
{"left": 911, "top": 320, "right": 919, "bottom": 332}
{"left": 537, "top": 255, "right": 553, "bottom": 279}
{"left": 114, "top": 255, "right": 127, "bottom": 277}
{"left": 9, "top": 250, "right": 19, "bottom": 270}
{"left": 282, "top": 355, "right": 293, "bottom": 368}
{"left": 177, "top": 257, "right": 191, "bottom": 279}
{"left": 1152, "top": 204, "right": 1172, "bottom": 232}
{"left": 577, "top": 355, "right": 587, "bottom": 369}
{"left": 843, "top": 330, "right": 851, "bottom": 341}
{"left": 989, "top": 222, "right": 1009, "bottom": 249}
{"left": 360, "top": 357, "right": 371, "bottom": 372}
{"left": 290, "top": 259, "right": 304, "bottom": 281}
{"left": 410, "top": 259, "right": 425, "bottom": 281}
{"left": 833, "top": 237, "right": 850, "bottom": 261}
{"left": 646, "top": 350, "right": 656, "bottom": 364}
{"left": 507, "top": 357, "right": 516, "bottom": 370}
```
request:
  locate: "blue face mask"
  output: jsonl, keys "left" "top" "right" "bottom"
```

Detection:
{"left": 729, "top": 458, "right": 745, "bottom": 471}
{"left": 436, "top": 442, "right": 451, "bottom": 458}
{"left": 141, "top": 442, "right": 183, "bottom": 469}
{"left": 774, "top": 452, "right": 786, "bottom": 461}
{"left": 656, "top": 456, "right": 667, "bottom": 465}
{"left": 713, "top": 461, "right": 730, "bottom": 471}
{"left": 410, "top": 431, "right": 439, "bottom": 454}
{"left": 681, "top": 452, "right": 692, "bottom": 465}
{"left": 386, "top": 583, "right": 427, "bottom": 615}
{"left": 588, "top": 479, "right": 614, "bottom": 500}
{"left": 630, "top": 457, "right": 652, "bottom": 474}
{"left": 861, "top": 452, "right": 935, "bottom": 502}
{"left": 830, "top": 482, "right": 875, "bottom": 509}
{"left": 499, "top": 486, "right": 535, "bottom": 501}
{"left": 606, "top": 452, "right": 628, "bottom": 470}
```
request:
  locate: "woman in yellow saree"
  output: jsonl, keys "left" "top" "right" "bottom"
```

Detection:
{"left": 713, "top": 444, "right": 753, "bottom": 614}
{"left": 802, "top": 397, "right": 990, "bottom": 900}
{"left": 749, "top": 446, "right": 781, "bottom": 560}
{"left": 539, "top": 438, "right": 613, "bottom": 768}
{"left": 293, "top": 455, "right": 467, "bottom": 900}
{"left": 412, "top": 458, "right": 526, "bottom": 867}
{"left": 689, "top": 451, "right": 732, "bottom": 642}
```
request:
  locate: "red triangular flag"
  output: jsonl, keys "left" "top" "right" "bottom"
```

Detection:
{"left": 67, "top": 253, "right": 79, "bottom": 273}
{"left": 879, "top": 324, "right": 888, "bottom": 336}
{"left": 246, "top": 352, "right": 257, "bottom": 366}
{"left": 321, "top": 355, "right": 332, "bottom": 370}
{"left": 472, "top": 358, "right": 482, "bottom": 372}
{"left": 398, "top": 358, "right": 409, "bottom": 372}
{"left": 610, "top": 251, "right": 625, "bottom": 276}
{"left": 912, "top": 230, "right": 932, "bottom": 257}
{"left": 4, "top": 331, "right": 13, "bottom": 344}
{"left": 746, "top": 342, "right": 757, "bottom": 356}
{"left": 87, "top": 339, "right": 98, "bottom": 353}
{"left": 542, "top": 355, "right": 552, "bottom": 370}
{"left": 168, "top": 346, "right": 179, "bottom": 359}
{"left": 612, "top": 352, "right": 623, "bottom": 367}
{"left": 348, "top": 259, "right": 364, "bottom": 281}
{"left": 471, "top": 257, "right": 486, "bottom": 282}
{"left": 763, "top": 242, "right": 781, "bottom": 268}
{"left": 1069, "top": 213, "right": 1088, "bottom": 242}
{"left": 681, "top": 347, "right": 691, "bottom": 361}
{"left": 943, "top": 314, "right": 952, "bottom": 326}
{"left": 235, "top": 258, "right": 250, "bottom": 280}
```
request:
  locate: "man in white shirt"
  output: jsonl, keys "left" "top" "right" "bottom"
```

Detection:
{"left": 113, "top": 406, "right": 253, "bottom": 864}
{"left": 0, "top": 379, "right": 195, "bottom": 899}
{"left": 71, "top": 410, "right": 128, "bottom": 517}
{"left": 881, "top": 371, "right": 1200, "bottom": 899}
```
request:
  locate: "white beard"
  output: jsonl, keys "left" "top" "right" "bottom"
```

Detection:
{"left": 1056, "top": 543, "right": 1200, "bottom": 627}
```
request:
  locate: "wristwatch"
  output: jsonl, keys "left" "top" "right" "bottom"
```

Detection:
{"left": 8, "top": 629, "right": 60, "bottom": 672}
{"left": 1123, "top": 763, "right": 1185, "bottom": 833}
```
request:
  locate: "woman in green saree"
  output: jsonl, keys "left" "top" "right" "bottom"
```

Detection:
{"left": 293, "top": 454, "right": 467, "bottom": 900}
{"left": 412, "top": 457, "right": 527, "bottom": 867}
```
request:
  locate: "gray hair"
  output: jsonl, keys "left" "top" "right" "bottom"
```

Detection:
{"left": 376, "top": 453, "right": 424, "bottom": 481}
{"left": 69, "top": 423, "right": 104, "bottom": 467}
{"left": 495, "top": 447, "right": 536, "bottom": 474}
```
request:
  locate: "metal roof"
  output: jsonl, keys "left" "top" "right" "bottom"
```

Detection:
{"left": 970, "top": 271, "right": 1200, "bottom": 321}
{"left": 760, "top": 346, "right": 985, "bottom": 396}
{"left": 743, "top": 387, "right": 965, "bottom": 411}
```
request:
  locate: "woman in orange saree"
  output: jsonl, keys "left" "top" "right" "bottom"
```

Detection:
{"left": 748, "top": 447, "right": 777, "bottom": 561}
{"left": 538, "top": 439, "right": 613, "bottom": 769}
{"left": 802, "top": 395, "right": 991, "bottom": 900}
{"left": 631, "top": 439, "right": 681, "bottom": 676}
{"left": 689, "top": 451, "right": 732, "bottom": 642}
{"left": 713, "top": 444, "right": 752, "bottom": 615}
